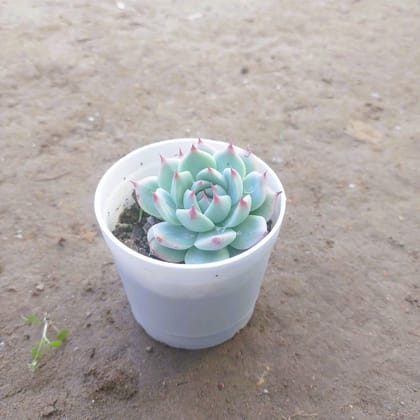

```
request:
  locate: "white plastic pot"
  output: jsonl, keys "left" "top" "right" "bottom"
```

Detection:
{"left": 94, "top": 139, "right": 286, "bottom": 349}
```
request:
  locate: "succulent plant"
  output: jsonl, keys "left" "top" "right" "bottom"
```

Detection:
{"left": 131, "top": 139, "right": 281, "bottom": 264}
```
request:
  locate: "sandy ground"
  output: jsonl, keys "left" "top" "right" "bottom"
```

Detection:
{"left": 1, "top": 0, "right": 419, "bottom": 419}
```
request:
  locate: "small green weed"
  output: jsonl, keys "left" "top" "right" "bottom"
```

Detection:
{"left": 21, "top": 313, "right": 68, "bottom": 371}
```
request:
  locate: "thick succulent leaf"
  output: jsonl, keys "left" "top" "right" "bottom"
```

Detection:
{"left": 178, "top": 144, "right": 216, "bottom": 177}
{"left": 243, "top": 171, "right": 267, "bottom": 211}
{"left": 198, "top": 193, "right": 211, "bottom": 213}
{"left": 223, "top": 194, "right": 252, "bottom": 228}
{"left": 251, "top": 188, "right": 281, "bottom": 221}
{"left": 239, "top": 150, "right": 257, "bottom": 174}
{"left": 195, "top": 228, "right": 236, "bottom": 251}
{"left": 132, "top": 176, "right": 161, "bottom": 219}
{"left": 196, "top": 167, "right": 227, "bottom": 190}
{"left": 196, "top": 138, "right": 216, "bottom": 154}
{"left": 184, "top": 247, "right": 230, "bottom": 264}
{"left": 159, "top": 156, "right": 179, "bottom": 192}
{"left": 149, "top": 238, "right": 186, "bottom": 263}
{"left": 223, "top": 168, "right": 243, "bottom": 205}
{"left": 153, "top": 188, "right": 180, "bottom": 225}
{"left": 147, "top": 222, "right": 197, "bottom": 250}
{"left": 183, "top": 189, "right": 200, "bottom": 210}
{"left": 204, "top": 193, "right": 231, "bottom": 224}
{"left": 176, "top": 206, "right": 214, "bottom": 232}
{"left": 170, "top": 171, "right": 193, "bottom": 208}
{"left": 214, "top": 144, "right": 246, "bottom": 178}
{"left": 230, "top": 215, "right": 267, "bottom": 250}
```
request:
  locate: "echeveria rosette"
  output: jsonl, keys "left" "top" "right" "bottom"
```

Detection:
{"left": 132, "top": 140, "right": 281, "bottom": 264}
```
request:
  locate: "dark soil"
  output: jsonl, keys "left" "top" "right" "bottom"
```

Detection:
{"left": 112, "top": 204, "right": 159, "bottom": 257}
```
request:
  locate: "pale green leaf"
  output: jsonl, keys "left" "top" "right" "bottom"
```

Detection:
{"left": 243, "top": 171, "right": 267, "bottom": 211}
{"left": 195, "top": 228, "right": 236, "bottom": 251}
{"left": 223, "top": 168, "right": 243, "bottom": 205}
{"left": 132, "top": 176, "right": 161, "bottom": 219}
{"left": 170, "top": 171, "right": 193, "bottom": 208}
{"left": 204, "top": 193, "right": 232, "bottom": 224}
{"left": 230, "top": 215, "right": 267, "bottom": 250}
{"left": 176, "top": 207, "right": 214, "bottom": 232}
{"left": 179, "top": 145, "right": 216, "bottom": 177}
{"left": 159, "top": 155, "right": 179, "bottom": 192}
{"left": 214, "top": 144, "right": 246, "bottom": 178}
{"left": 185, "top": 247, "right": 230, "bottom": 264}
{"left": 149, "top": 238, "right": 187, "bottom": 263}
{"left": 148, "top": 222, "right": 197, "bottom": 250}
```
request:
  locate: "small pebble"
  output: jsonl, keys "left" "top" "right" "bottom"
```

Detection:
{"left": 145, "top": 346, "right": 153, "bottom": 353}
{"left": 348, "top": 183, "right": 356, "bottom": 189}
{"left": 400, "top": 401, "right": 405, "bottom": 406}
{"left": 217, "top": 382, "right": 224, "bottom": 390}
{"left": 116, "top": 2, "right": 125, "bottom": 10}
{"left": 187, "top": 13, "right": 203, "bottom": 21}
{"left": 263, "top": 389, "right": 269, "bottom": 394}
{"left": 35, "top": 282, "right": 45, "bottom": 292}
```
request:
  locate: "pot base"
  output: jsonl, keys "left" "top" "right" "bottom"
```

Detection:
{"left": 136, "top": 305, "right": 255, "bottom": 350}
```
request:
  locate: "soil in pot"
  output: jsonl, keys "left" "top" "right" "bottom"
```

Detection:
{"left": 112, "top": 204, "right": 160, "bottom": 258}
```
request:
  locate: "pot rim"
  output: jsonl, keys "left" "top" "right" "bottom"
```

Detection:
{"left": 94, "top": 138, "right": 287, "bottom": 270}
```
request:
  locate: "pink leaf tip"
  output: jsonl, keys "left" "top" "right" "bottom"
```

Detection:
{"left": 239, "top": 197, "right": 249, "bottom": 207}
{"left": 189, "top": 206, "right": 198, "bottom": 219}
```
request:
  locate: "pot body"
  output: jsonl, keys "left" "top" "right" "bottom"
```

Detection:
{"left": 94, "top": 139, "right": 286, "bottom": 349}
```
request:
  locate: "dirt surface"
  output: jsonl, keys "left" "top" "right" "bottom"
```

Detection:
{"left": 1, "top": 1, "right": 419, "bottom": 419}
